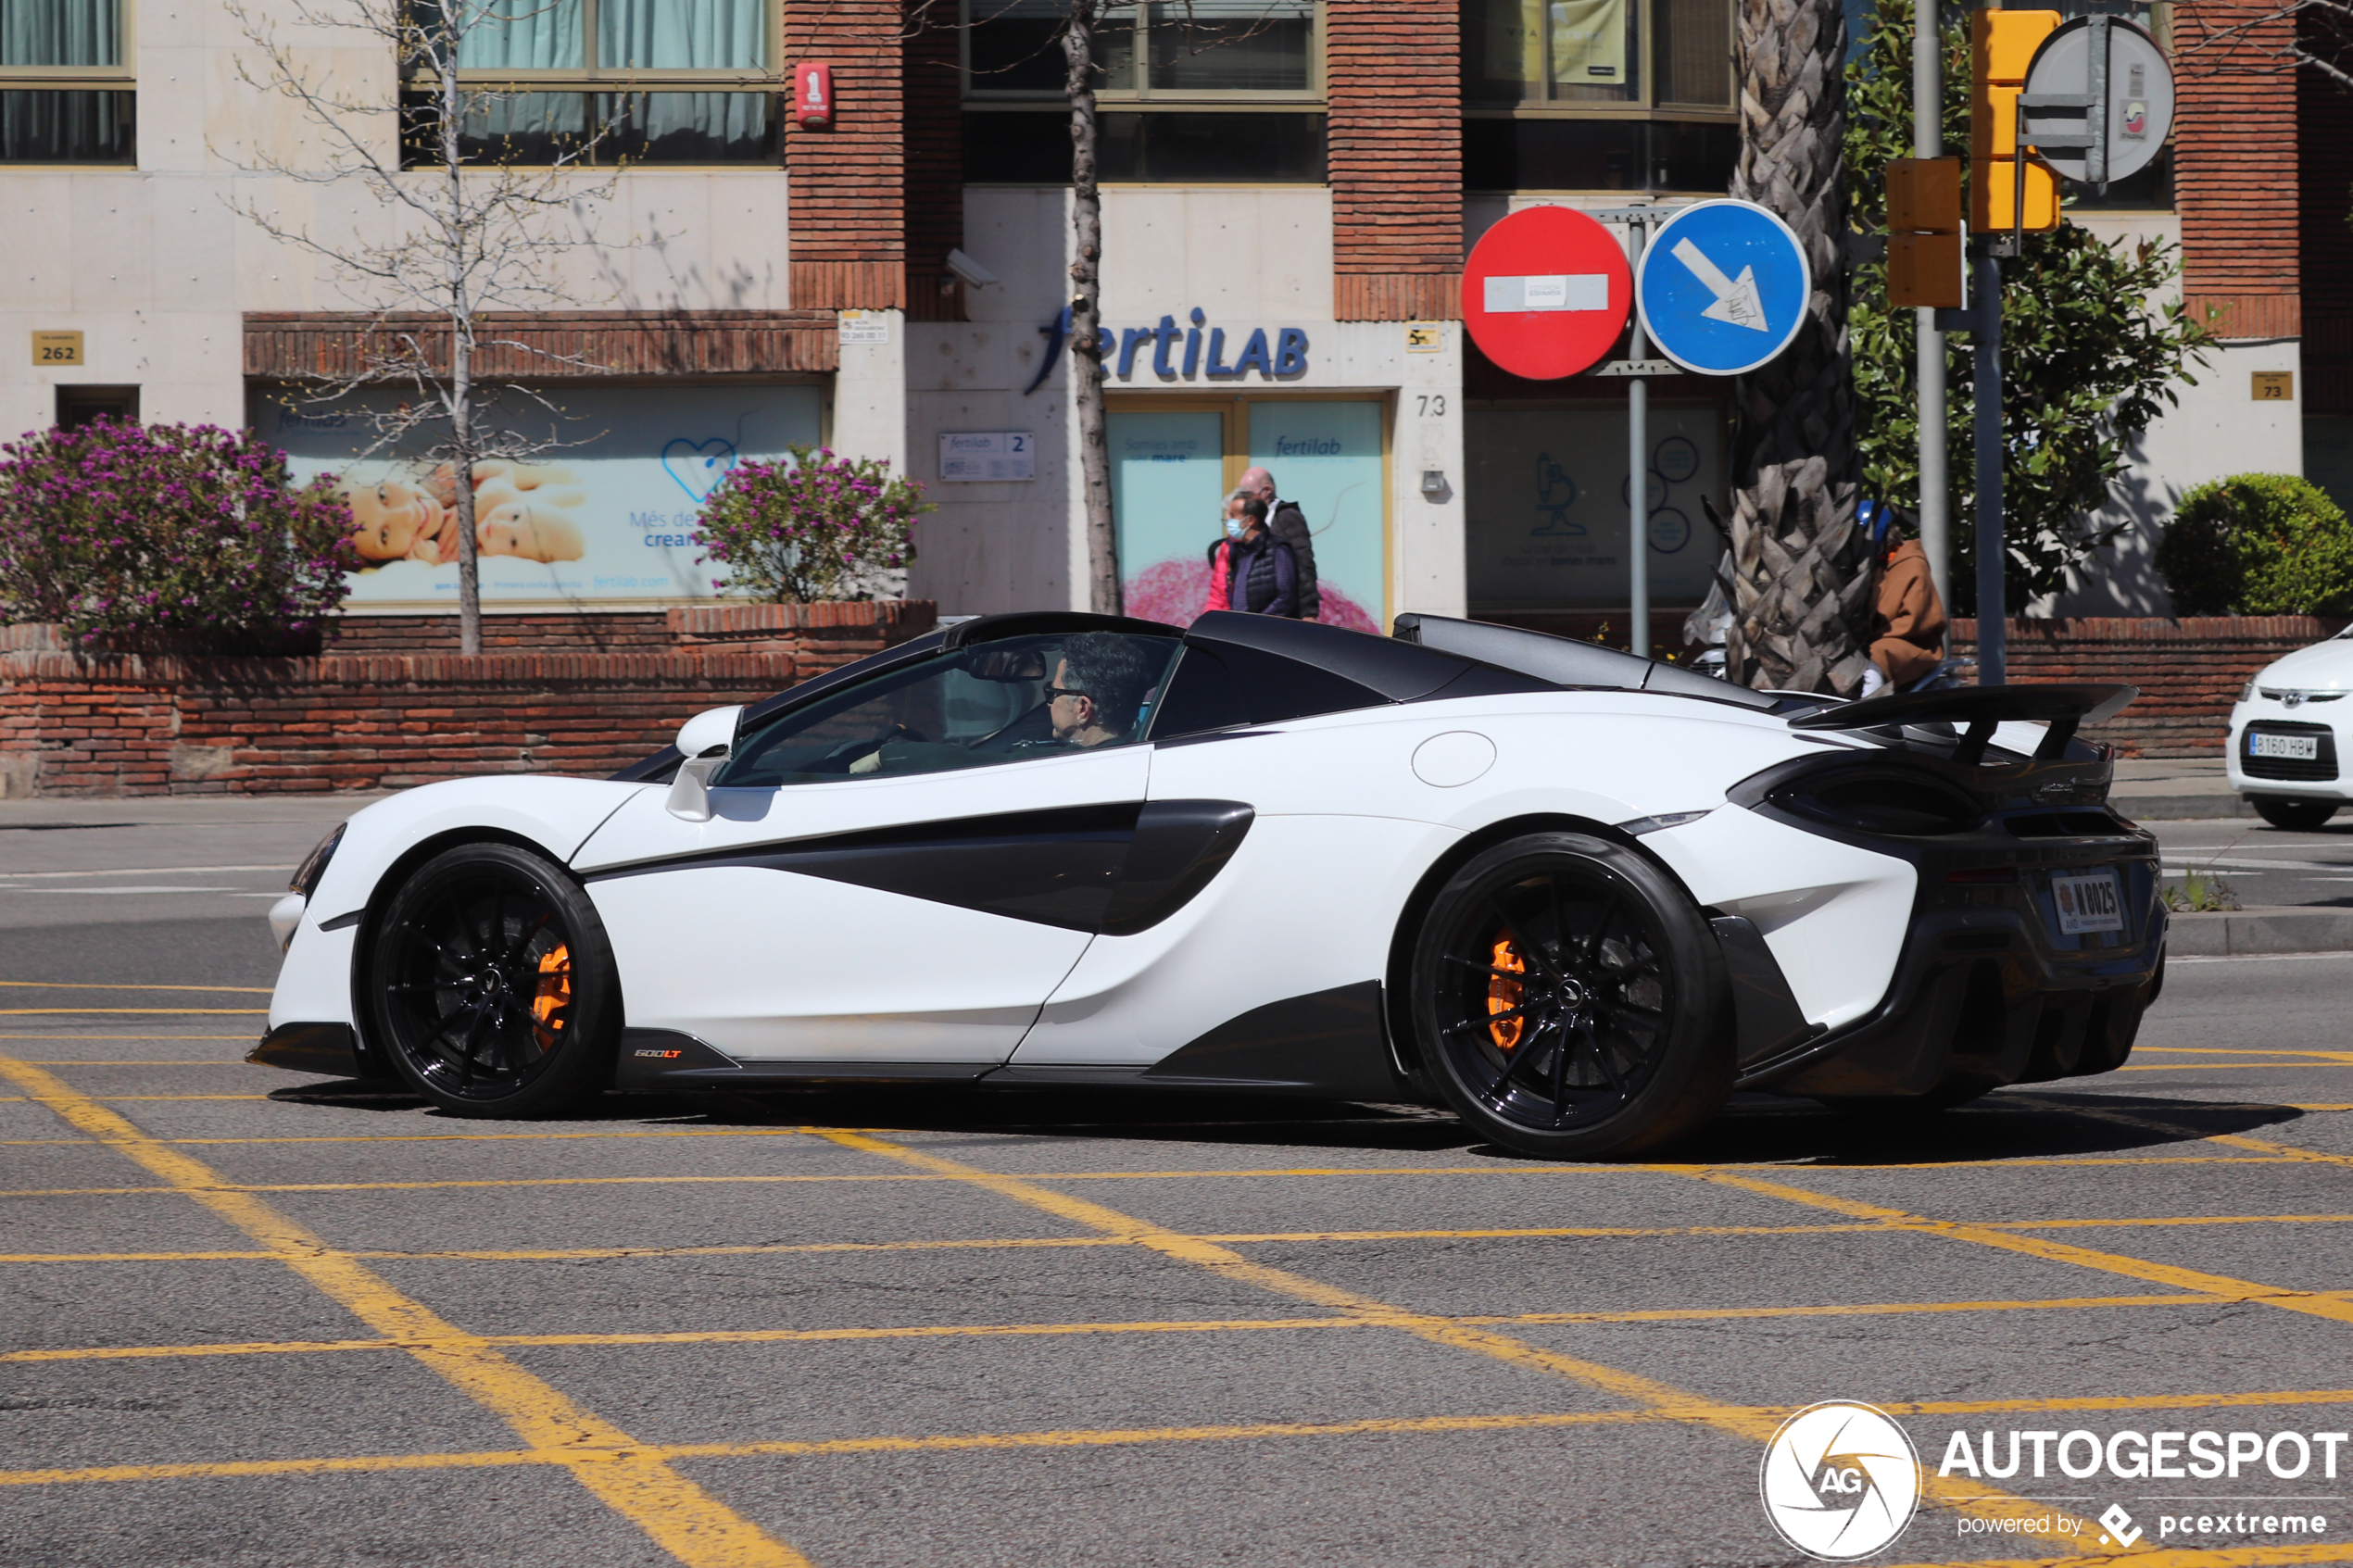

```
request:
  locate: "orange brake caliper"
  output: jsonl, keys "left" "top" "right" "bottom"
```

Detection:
{"left": 1487, "top": 935, "right": 1526, "bottom": 1051}
{"left": 532, "top": 945, "right": 572, "bottom": 1051}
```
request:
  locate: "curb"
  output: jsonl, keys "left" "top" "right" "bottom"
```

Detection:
{"left": 2165, "top": 906, "right": 2353, "bottom": 956}
{"left": 2114, "top": 791, "right": 2254, "bottom": 822}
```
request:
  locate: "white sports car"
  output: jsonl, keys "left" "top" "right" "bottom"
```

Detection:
{"left": 256, "top": 610, "right": 2164, "bottom": 1158}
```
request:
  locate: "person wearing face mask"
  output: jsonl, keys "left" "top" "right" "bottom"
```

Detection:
{"left": 1202, "top": 493, "right": 1299, "bottom": 618}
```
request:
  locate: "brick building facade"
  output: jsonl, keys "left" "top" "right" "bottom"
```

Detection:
{"left": 0, "top": 0, "right": 2330, "bottom": 633}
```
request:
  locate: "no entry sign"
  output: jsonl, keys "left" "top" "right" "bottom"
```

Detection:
{"left": 1462, "top": 206, "right": 1632, "bottom": 381}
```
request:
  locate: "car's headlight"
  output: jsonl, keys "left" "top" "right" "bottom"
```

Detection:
{"left": 291, "top": 823, "right": 346, "bottom": 899}
{"left": 2239, "top": 680, "right": 2258, "bottom": 703}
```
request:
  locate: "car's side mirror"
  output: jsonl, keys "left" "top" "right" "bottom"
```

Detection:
{"left": 665, "top": 705, "right": 745, "bottom": 822}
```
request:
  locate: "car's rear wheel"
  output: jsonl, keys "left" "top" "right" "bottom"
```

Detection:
{"left": 364, "top": 842, "right": 620, "bottom": 1117}
{"left": 1407, "top": 832, "right": 1732, "bottom": 1159}
{"left": 2252, "top": 797, "right": 2338, "bottom": 831}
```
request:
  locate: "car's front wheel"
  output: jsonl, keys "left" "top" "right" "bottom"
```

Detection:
{"left": 1407, "top": 832, "right": 1732, "bottom": 1159}
{"left": 2251, "top": 797, "right": 2338, "bottom": 832}
{"left": 364, "top": 842, "right": 621, "bottom": 1117}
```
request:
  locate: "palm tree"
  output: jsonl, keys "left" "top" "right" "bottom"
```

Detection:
{"left": 1722, "top": 0, "right": 1874, "bottom": 694}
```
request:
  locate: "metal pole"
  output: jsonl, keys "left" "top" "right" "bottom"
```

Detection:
{"left": 1627, "top": 215, "right": 1650, "bottom": 659}
{"left": 1913, "top": 0, "right": 1951, "bottom": 612}
{"left": 1972, "top": 250, "right": 2006, "bottom": 686}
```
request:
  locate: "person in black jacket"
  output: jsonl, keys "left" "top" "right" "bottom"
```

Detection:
{"left": 1239, "top": 465, "right": 1320, "bottom": 621}
{"left": 1205, "top": 495, "right": 1299, "bottom": 617}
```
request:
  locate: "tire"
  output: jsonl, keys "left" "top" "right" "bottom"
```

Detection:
{"left": 2252, "top": 797, "right": 2338, "bottom": 832}
{"left": 1406, "top": 832, "right": 1732, "bottom": 1159}
{"left": 364, "top": 842, "right": 622, "bottom": 1117}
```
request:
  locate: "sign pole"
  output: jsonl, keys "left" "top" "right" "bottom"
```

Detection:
{"left": 1971, "top": 249, "right": 2006, "bottom": 686}
{"left": 1913, "top": 0, "right": 1951, "bottom": 613}
{"left": 1626, "top": 214, "right": 1650, "bottom": 659}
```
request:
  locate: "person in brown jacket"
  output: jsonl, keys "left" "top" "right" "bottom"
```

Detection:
{"left": 1869, "top": 528, "right": 1948, "bottom": 687}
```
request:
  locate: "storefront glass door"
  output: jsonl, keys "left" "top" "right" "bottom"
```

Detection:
{"left": 1108, "top": 396, "right": 1387, "bottom": 630}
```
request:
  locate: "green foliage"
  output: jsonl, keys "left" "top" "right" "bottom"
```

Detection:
{"left": 695, "top": 446, "right": 932, "bottom": 604}
{"left": 1844, "top": 0, "right": 2209, "bottom": 614}
{"left": 0, "top": 419, "right": 354, "bottom": 654}
{"left": 2159, "top": 871, "right": 2242, "bottom": 913}
{"left": 2154, "top": 473, "right": 2353, "bottom": 615}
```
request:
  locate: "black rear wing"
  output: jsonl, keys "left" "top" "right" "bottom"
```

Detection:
{"left": 1788, "top": 684, "right": 2136, "bottom": 764}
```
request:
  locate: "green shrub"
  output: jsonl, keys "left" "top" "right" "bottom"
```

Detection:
{"left": 695, "top": 446, "right": 930, "bottom": 603}
{"left": 0, "top": 419, "right": 355, "bottom": 653}
{"left": 2155, "top": 473, "right": 2353, "bottom": 616}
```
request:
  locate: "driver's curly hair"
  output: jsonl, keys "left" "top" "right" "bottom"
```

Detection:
{"left": 1060, "top": 633, "right": 1156, "bottom": 736}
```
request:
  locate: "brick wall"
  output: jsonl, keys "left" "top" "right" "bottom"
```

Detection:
{"left": 1327, "top": 0, "right": 1462, "bottom": 322}
{"left": 903, "top": 5, "right": 968, "bottom": 323}
{"left": 244, "top": 312, "right": 840, "bottom": 380}
{"left": 320, "top": 600, "right": 937, "bottom": 656}
{"left": 0, "top": 603, "right": 937, "bottom": 797}
{"left": 2176, "top": 0, "right": 2301, "bottom": 339}
{"left": 1948, "top": 617, "right": 2348, "bottom": 758}
{"left": 786, "top": 0, "right": 908, "bottom": 309}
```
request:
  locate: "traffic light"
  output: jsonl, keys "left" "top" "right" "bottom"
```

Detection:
{"left": 1885, "top": 157, "right": 1964, "bottom": 307}
{"left": 1971, "top": 8, "right": 2061, "bottom": 232}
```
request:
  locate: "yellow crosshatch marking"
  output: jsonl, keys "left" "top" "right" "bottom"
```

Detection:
{"left": 0, "top": 1052, "right": 812, "bottom": 1568}
{"left": 7, "top": 986, "right": 2352, "bottom": 1564}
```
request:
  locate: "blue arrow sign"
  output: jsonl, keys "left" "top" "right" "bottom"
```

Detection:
{"left": 1635, "top": 200, "right": 1811, "bottom": 377}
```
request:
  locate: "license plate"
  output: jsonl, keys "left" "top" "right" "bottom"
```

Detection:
{"left": 2049, "top": 869, "right": 2126, "bottom": 936}
{"left": 2249, "top": 732, "right": 2320, "bottom": 760}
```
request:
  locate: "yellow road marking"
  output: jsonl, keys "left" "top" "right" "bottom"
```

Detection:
{"left": 0, "top": 1153, "right": 2319, "bottom": 1198}
{"left": 2032, "top": 1100, "right": 2353, "bottom": 1172}
{"left": 17, "top": 1391, "right": 2353, "bottom": 1494}
{"left": 0, "top": 981, "right": 274, "bottom": 994}
{"left": 9, "top": 1212, "right": 2352, "bottom": 1267}
{"left": 1, "top": 1294, "right": 2244, "bottom": 1366}
{"left": 819, "top": 1130, "right": 2095, "bottom": 1549}
{"left": 0, "top": 1094, "right": 269, "bottom": 1102}
{"left": 1667, "top": 1168, "right": 2353, "bottom": 1327}
{"left": 0, "top": 1052, "right": 810, "bottom": 1568}
{"left": 2135, "top": 1046, "right": 2353, "bottom": 1060}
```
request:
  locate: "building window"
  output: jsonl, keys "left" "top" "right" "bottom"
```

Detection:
{"left": 401, "top": 0, "right": 779, "bottom": 166}
{"left": 963, "top": 0, "right": 1326, "bottom": 183}
{"left": 57, "top": 384, "right": 138, "bottom": 429}
{"left": 1461, "top": 0, "right": 1733, "bottom": 192}
{"left": 0, "top": 0, "right": 133, "bottom": 164}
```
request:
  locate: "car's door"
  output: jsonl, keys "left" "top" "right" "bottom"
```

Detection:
{"left": 571, "top": 628, "right": 1181, "bottom": 1065}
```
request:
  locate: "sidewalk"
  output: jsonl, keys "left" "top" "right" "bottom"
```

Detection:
{"left": 2109, "top": 758, "right": 2246, "bottom": 822}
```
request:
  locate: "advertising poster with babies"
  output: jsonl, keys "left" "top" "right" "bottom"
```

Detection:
{"left": 253, "top": 385, "right": 825, "bottom": 608}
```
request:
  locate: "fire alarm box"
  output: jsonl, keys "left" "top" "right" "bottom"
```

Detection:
{"left": 793, "top": 63, "right": 831, "bottom": 129}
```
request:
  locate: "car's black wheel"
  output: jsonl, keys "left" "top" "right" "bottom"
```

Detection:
{"left": 1408, "top": 832, "right": 1732, "bottom": 1159}
{"left": 2252, "top": 797, "right": 2338, "bottom": 831}
{"left": 364, "top": 842, "right": 621, "bottom": 1117}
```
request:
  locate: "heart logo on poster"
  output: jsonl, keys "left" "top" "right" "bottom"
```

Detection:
{"left": 662, "top": 437, "right": 738, "bottom": 503}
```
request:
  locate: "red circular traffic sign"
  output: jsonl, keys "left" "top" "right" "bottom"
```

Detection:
{"left": 1462, "top": 207, "right": 1633, "bottom": 381}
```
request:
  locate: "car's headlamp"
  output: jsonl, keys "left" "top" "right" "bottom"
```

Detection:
{"left": 2239, "top": 680, "right": 2258, "bottom": 703}
{"left": 291, "top": 823, "right": 346, "bottom": 899}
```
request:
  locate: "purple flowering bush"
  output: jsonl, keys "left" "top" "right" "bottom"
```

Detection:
{"left": 696, "top": 445, "right": 930, "bottom": 603}
{"left": 0, "top": 420, "right": 356, "bottom": 653}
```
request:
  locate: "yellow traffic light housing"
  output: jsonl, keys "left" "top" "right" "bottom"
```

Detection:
{"left": 1971, "top": 9, "right": 2062, "bottom": 234}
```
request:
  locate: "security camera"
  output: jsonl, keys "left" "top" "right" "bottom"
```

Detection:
{"left": 945, "top": 248, "right": 1000, "bottom": 291}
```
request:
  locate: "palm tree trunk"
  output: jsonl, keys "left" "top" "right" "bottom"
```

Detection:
{"left": 1064, "top": 0, "right": 1118, "bottom": 616}
{"left": 1724, "top": 0, "right": 1872, "bottom": 695}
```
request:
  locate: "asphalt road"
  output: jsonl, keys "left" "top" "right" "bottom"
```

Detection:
{"left": 2147, "top": 817, "right": 2353, "bottom": 909}
{"left": 5, "top": 800, "right": 2352, "bottom": 1567}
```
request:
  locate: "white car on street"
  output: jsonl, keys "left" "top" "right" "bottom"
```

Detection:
{"left": 255, "top": 611, "right": 2163, "bottom": 1159}
{"left": 2227, "top": 627, "right": 2353, "bottom": 829}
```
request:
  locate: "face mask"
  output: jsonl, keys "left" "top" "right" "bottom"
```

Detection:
{"left": 1222, "top": 517, "right": 1245, "bottom": 541}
